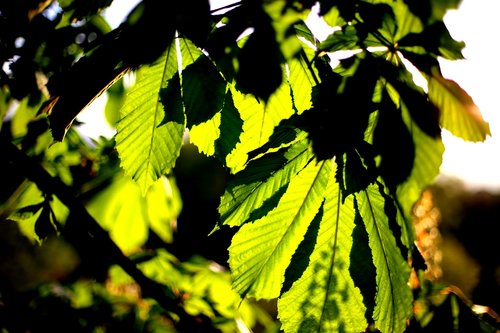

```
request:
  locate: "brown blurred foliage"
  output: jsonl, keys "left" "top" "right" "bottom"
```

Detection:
{"left": 426, "top": 176, "right": 500, "bottom": 313}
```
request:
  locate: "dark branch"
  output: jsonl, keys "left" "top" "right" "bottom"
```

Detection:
{"left": 0, "top": 138, "right": 187, "bottom": 320}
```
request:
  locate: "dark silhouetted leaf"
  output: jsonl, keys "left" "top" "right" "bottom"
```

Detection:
{"left": 236, "top": 20, "right": 283, "bottom": 101}
{"left": 374, "top": 91, "right": 415, "bottom": 191}
{"left": 35, "top": 203, "right": 57, "bottom": 240}
{"left": 247, "top": 114, "right": 301, "bottom": 160}
{"left": 214, "top": 91, "right": 244, "bottom": 161}
{"left": 182, "top": 55, "right": 226, "bottom": 127}
{"left": 398, "top": 21, "right": 465, "bottom": 60}
{"left": 384, "top": 63, "right": 441, "bottom": 138}
{"left": 174, "top": 0, "right": 211, "bottom": 47}
{"left": 281, "top": 204, "right": 323, "bottom": 295}
{"left": 358, "top": 2, "right": 394, "bottom": 32}
{"left": 399, "top": 49, "right": 440, "bottom": 75}
{"left": 351, "top": 198, "right": 377, "bottom": 321}
{"left": 302, "top": 57, "right": 379, "bottom": 160}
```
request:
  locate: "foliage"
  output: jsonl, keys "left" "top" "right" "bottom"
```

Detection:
{"left": 0, "top": 0, "right": 497, "bottom": 332}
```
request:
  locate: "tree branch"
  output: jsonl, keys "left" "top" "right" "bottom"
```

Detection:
{"left": 0, "top": 138, "right": 187, "bottom": 320}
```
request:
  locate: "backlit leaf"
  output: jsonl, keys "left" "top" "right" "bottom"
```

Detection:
{"left": 87, "top": 174, "right": 179, "bottom": 253}
{"left": 288, "top": 52, "right": 315, "bottom": 114}
{"left": 357, "top": 185, "right": 413, "bottom": 333}
{"left": 278, "top": 176, "right": 367, "bottom": 333}
{"left": 188, "top": 113, "right": 221, "bottom": 156}
{"left": 116, "top": 42, "right": 185, "bottom": 195}
{"left": 229, "top": 159, "right": 331, "bottom": 299}
{"left": 225, "top": 79, "right": 294, "bottom": 172}
{"left": 219, "top": 140, "right": 313, "bottom": 227}
{"left": 146, "top": 177, "right": 182, "bottom": 244}
{"left": 428, "top": 71, "right": 490, "bottom": 142}
{"left": 86, "top": 175, "right": 149, "bottom": 253}
{"left": 214, "top": 92, "right": 244, "bottom": 161}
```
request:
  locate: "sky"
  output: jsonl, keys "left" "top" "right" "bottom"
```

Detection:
{"left": 437, "top": 0, "right": 500, "bottom": 191}
{"left": 79, "top": 0, "right": 500, "bottom": 191}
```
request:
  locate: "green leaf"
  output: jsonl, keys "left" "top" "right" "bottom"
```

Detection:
{"left": 8, "top": 184, "right": 69, "bottom": 243}
{"left": 225, "top": 79, "right": 295, "bottom": 172}
{"left": 215, "top": 91, "right": 244, "bottom": 161}
{"left": 146, "top": 177, "right": 182, "bottom": 244}
{"left": 86, "top": 174, "right": 179, "bottom": 252}
{"left": 104, "top": 78, "right": 125, "bottom": 127}
{"left": 116, "top": 42, "right": 185, "bottom": 195}
{"left": 178, "top": 37, "right": 203, "bottom": 70}
{"left": 374, "top": 91, "right": 415, "bottom": 191}
{"left": 187, "top": 89, "right": 245, "bottom": 159}
{"left": 182, "top": 55, "right": 226, "bottom": 128}
{"left": 229, "top": 159, "right": 331, "bottom": 299}
{"left": 428, "top": 71, "right": 490, "bottom": 142}
{"left": 398, "top": 22, "right": 465, "bottom": 60}
{"left": 391, "top": 1, "right": 423, "bottom": 40}
{"left": 278, "top": 177, "right": 367, "bottom": 333}
{"left": 320, "top": 26, "right": 359, "bottom": 53}
{"left": 356, "top": 185, "right": 413, "bottom": 333}
{"left": 86, "top": 175, "right": 149, "bottom": 252}
{"left": 288, "top": 53, "right": 315, "bottom": 114}
{"left": 219, "top": 140, "right": 313, "bottom": 227}
{"left": 188, "top": 113, "right": 221, "bottom": 156}
{"left": 10, "top": 203, "right": 44, "bottom": 221}
{"left": 395, "top": 111, "right": 443, "bottom": 241}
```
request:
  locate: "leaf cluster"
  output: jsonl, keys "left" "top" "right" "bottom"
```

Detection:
{"left": 0, "top": 0, "right": 497, "bottom": 332}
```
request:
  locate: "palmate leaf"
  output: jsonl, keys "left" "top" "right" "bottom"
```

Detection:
{"left": 116, "top": 42, "right": 184, "bottom": 195}
{"left": 278, "top": 176, "right": 367, "bottom": 333}
{"left": 228, "top": 159, "right": 331, "bottom": 299}
{"left": 428, "top": 70, "right": 490, "bottom": 142}
{"left": 356, "top": 184, "right": 413, "bottom": 333}
{"left": 219, "top": 140, "right": 313, "bottom": 228}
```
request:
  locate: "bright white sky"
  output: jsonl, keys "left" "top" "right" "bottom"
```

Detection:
{"left": 80, "top": 0, "right": 500, "bottom": 191}
{"left": 438, "top": 0, "right": 500, "bottom": 191}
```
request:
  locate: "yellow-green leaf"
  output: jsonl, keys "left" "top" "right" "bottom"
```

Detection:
{"left": 278, "top": 176, "right": 367, "bottom": 333}
{"left": 429, "top": 71, "right": 490, "bottom": 142}
{"left": 229, "top": 159, "right": 331, "bottom": 299}
{"left": 219, "top": 140, "right": 313, "bottom": 227}
{"left": 115, "top": 42, "right": 185, "bottom": 195}
{"left": 226, "top": 78, "right": 294, "bottom": 173}
{"left": 86, "top": 174, "right": 179, "bottom": 253}
{"left": 357, "top": 185, "right": 413, "bottom": 333}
